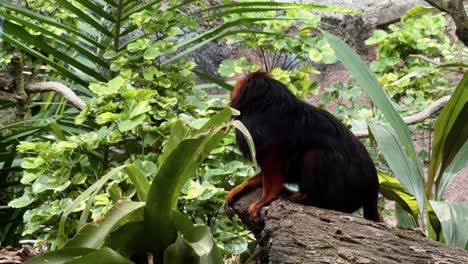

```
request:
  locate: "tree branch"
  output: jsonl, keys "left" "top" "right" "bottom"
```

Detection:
{"left": 353, "top": 95, "right": 450, "bottom": 138}
{"left": 232, "top": 189, "right": 468, "bottom": 264}
{"left": 26, "top": 82, "right": 86, "bottom": 110}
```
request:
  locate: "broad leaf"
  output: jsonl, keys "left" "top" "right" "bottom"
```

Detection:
{"left": 325, "top": 31, "right": 425, "bottom": 216}
{"left": 370, "top": 124, "right": 425, "bottom": 220}
{"left": 429, "top": 73, "right": 468, "bottom": 196}
{"left": 436, "top": 142, "right": 468, "bottom": 200}
{"left": 158, "top": 120, "right": 189, "bottom": 166}
{"left": 430, "top": 201, "right": 468, "bottom": 249}
{"left": 58, "top": 165, "right": 129, "bottom": 246}
{"left": 64, "top": 201, "right": 144, "bottom": 249}
{"left": 124, "top": 164, "right": 150, "bottom": 201}
{"left": 24, "top": 248, "right": 94, "bottom": 264}
{"left": 378, "top": 171, "right": 418, "bottom": 218}
{"left": 145, "top": 128, "right": 226, "bottom": 253}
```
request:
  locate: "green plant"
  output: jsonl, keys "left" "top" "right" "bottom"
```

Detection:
{"left": 22, "top": 107, "right": 250, "bottom": 263}
{"left": 217, "top": 5, "right": 351, "bottom": 98}
{"left": 325, "top": 31, "right": 468, "bottom": 249}
{"left": 365, "top": 13, "right": 464, "bottom": 114}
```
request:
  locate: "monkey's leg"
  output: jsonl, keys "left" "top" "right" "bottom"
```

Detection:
{"left": 224, "top": 173, "right": 263, "bottom": 218}
{"left": 248, "top": 172, "right": 284, "bottom": 224}
{"left": 363, "top": 195, "right": 383, "bottom": 222}
{"left": 248, "top": 145, "right": 285, "bottom": 223}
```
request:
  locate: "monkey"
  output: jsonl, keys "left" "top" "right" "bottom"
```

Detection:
{"left": 224, "top": 71, "right": 382, "bottom": 223}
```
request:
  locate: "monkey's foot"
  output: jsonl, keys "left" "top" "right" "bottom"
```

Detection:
{"left": 247, "top": 202, "right": 263, "bottom": 224}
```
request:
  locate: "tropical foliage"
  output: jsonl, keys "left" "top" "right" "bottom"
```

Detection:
{"left": 0, "top": 1, "right": 466, "bottom": 263}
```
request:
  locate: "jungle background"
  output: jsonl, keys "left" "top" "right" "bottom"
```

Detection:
{"left": 0, "top": 0, "right": 467, "bottom": 263}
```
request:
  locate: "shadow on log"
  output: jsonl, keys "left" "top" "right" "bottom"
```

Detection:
{"left": 232, "top": 189, "right": 468, "bottom": 264}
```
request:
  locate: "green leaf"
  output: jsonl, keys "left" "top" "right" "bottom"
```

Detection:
{"left": 1, "top": 32, "right": 88, "bottom": 86}
{"left": 118, "top": 115, "right": 146, "bottom": 132}
{"left": 3, "top": 20, "right": 106, "bottom": 82}
{"left": 0, "top": 0, "right": 104, "bottom": 49}
{"left": 232, "top": 120, "right": 256, "bottom": 165}
{"left": 430, "top": 201, "right": 468, "bottom": 249}
{"left": 199, "top": 107, "right": 239, "bottom": 132}
{"left": 69, "top": 247, "right": 133, "bottom": 264}
{"left": 402, "top": 6, "right": 438, "bottom": 21}
{"left": 165, "top": 210, "right": 222, "bottom": 264}
{"left": 0, "top": 10, "right": 107, "bottom": 68}
{"left": 370, "top": 124, "right": 425, "bottom": 220}
{"left": 64, "top": 201, "right": 144, "bottom": 249}
{"left": 158, "top": 120, "right": 189, "bottom": 165}
{"left": 193, "top": 70, "right": 233, "bottom": 91}
{"left": 24, "top": 248, "right": 95, "bottom": 264}
{"left": 129, "top": 101, "right": 151, "bottom": 118}
{"left": 430, "top": 73, "right": 468, "bottom": 196}
{"left": 195, "top": 2, "right": 360, "bottom": 15}
{"left": 365, "top": 30, "right": 388, "bottom": 45}
{"left": 56, "top": 0, "right": 114, "bottom": 37}
{"left": 58, "top": 165, "right": 129, "bottom": 247}
{"left": 124, "top": 164, "right": 150, "bottom": 201}
{"left": 103, "top": 222, "right": 146, "bottom": 258}
{"left": 436, "top": 141, "right": 468, "bottom": 200}
{"left": 325, "top": 31, "right": 425, "bottom": 216}
{"left": 377, "top": 171, "right": 418, "bottom": 218}
{"left": 8, "top": 193, "right": 35, "bottom": 208}
{"left": 145, "top": 127, "right": 227, "bottom": 254}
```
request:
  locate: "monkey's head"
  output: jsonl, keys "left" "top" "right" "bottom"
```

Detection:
{"left": 230, "top": 71, "right": 297, "bottom": 114}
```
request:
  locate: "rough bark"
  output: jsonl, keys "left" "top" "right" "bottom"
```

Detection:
{"left": 232, "top": 189, "right": 468, "bottom": 264}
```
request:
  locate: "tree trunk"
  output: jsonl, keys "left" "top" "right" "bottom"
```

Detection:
{"left": 232, "top": 189, "right": 468, "bottom": 264}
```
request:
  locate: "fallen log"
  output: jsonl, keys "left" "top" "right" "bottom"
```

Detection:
{"left": 232, "top": 189, "right": 468, "bottom": 264}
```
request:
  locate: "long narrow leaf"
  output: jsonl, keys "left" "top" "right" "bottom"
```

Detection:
{"left": 0, "top": 0, "right": 105, "bottom": 49}
{"left": 232, "top": 120, "right": 257, "bottom": 165}
{"left": 145, "top": 126, "right": 227, "bottom": 253}
{"left": 193, "top": 70, "right": 233, "bottom": 91}
{"left": 193, "top": 1, "right": 360, "bottom": 15}
{"left": 74, "top": 0, "right": 115, "bottom": 22}
{"left": 204, "top": 7, "right": 302, "bottom": 19}
{"left": 436, "top": 141, "right": 468, "bottom": 200}
{"left": 122, "top": 0, "right": 162, "bottom": 20}
{"left": 325, "top": 31, "right": 425, "bottom": 216}
{"left": 165, "top": 29, "right": 294, "bottom": 65}
{"left": 124, "top": 164, "right": 150, "bottom": 201}
{"left": 56, "top": 0, "right": 114, "bottom": 37}
{"left": 430, "top": 201, "right": 468, "bottom": 249}
{"left": 377, "top": 171, "right": 419, "bottom": 218}
{"left": 58, "top": 165, "right": 129, "bottom": 247}
{"left": 64, "top": 201, "right": 145, "bottom": 249}
{"left": 429, "top": 73, "right": 468, "bottom": 195}
{"left": 370, "top": 123, "right": 425, "bottom": 221}
{"left": 172, "top": 17, "right": 310, "bottom": 52}
{"left": 4, "top": 21, "right": 106, "bottom": 82}
{"left": 1, "top": 33, "right": 88, "bottom": 86}
{"left": 158, "top": 120, "right": 189, "bottom": 166}
{"left": 324, "top": 31, "right": 422, "bottom": 171}
{"left": 0, "top": 11, "right": 107, "bottom": 68}
{"left": 24, "top": 248, "right": 95, "bottom": 264}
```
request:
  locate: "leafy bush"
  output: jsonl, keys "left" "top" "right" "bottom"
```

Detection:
{"left": 366, "top": 14, "right": 461, "bottom": 114}
{"left": 23, "top": 108, "right": 248, "bottom": 263}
